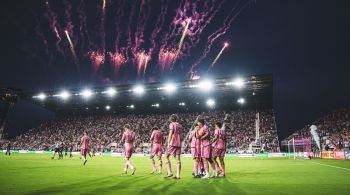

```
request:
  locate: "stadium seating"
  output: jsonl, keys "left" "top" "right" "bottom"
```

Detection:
{"left": 283, "top": 109, "right": 350, "bottom": 150}
{"left": 2, "top": 110, "right": 280, "bottom": 153}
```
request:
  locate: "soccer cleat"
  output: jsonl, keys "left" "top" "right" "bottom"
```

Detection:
{"left": 163, "top": 173, "right": 173, "bottom": 178}
{"left": 83, "top": 160, "right": 87, "bottom": 166}
{"left": 157, "top": 172, "right": 162, "bottom": 175}
{"left": 131, "top": 168, "right": 136, "bottom": 175}
{"left": 210, "top": 172, "right": 218, "bottom": 178}
{"left": 122, "top": 171, "right": 127, "bottom": 175}
{"left": 173, "top": 176, "right": 180, "bottom": 180}
{"left": 150, "top": 171, "right": 155, "bottom": 175}
{"left": 192, "top": 174, "right": 199, "bottom": 178}
{"left": 201, "top": 174, "right": 210, "bottom": 179}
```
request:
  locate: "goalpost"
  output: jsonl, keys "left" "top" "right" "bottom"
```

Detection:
{"left": 287, "top": 138, "right": 312, "bottom": 159}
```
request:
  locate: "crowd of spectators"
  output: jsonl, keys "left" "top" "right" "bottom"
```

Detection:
{"left": 283, "top": 109, "right": 350, "bottom": 150}
{"left": 2, "top": 110, "right": 280, "bottom": 153}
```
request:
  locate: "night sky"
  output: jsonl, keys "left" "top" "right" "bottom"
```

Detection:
{"left": 1, "top": 0, "right": 350, "bottom": 140}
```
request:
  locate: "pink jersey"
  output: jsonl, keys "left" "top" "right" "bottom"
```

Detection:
{"left": 80, "top": 135, "right": 90, "bottom": 149}
{"left": 169, "top": 122, "right": 183, "bottom": 147}
{"left": 122, "top": 130, "right": 136, "bottom": 144}
{"left": 188, "top": 130, "right": 200, "bottom": 148}
{"left": 214, "top": 128, "right": 226, "bottom": 149}
{"left": 199, "top": 125, "right": 210, "bottom": 146}
{"left": 151, "top": 130, "right": 163, "bottom": 144}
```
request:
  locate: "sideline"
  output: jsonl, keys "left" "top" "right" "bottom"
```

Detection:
{"left": 310, "top": 161, "right": 350, "bottom": 171}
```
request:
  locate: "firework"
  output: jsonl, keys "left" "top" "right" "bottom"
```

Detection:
{"left": 87, "top": 51, "right": 105, "bottom": 74}
{"left": 190, "top": 71, "right": 201, "bottom": 80}
{"left": 176, "top": 18, "right": 191, "bottom": 55}
{"left": 158, "top": 48, "right": 177, "bottom": 73}
{"left": 102, "top": 0, "right": 106, "bottom": 13}
{"left": 134, "top": 50, "right": 150, "bottom": 77}
{"left": 209, "top": 42, "right": 229, "bottom": 70}
{"left": 143, "top": 55, "right": 150, "bottom": 75}
{"left": 108, "top": 52, "right": 126, "bottom": 74}
{"left": 64, "top": 30, "right": 77, "bottom": 59}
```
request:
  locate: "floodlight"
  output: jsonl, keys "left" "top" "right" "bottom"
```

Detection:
{"left": 232, "top": 78, "right": 245, "bottom": 88}
{"left": 198, "top": 80, "right": 214, "bottom": 91}
{"left": 104, "top": 87, "right": 117, "bottom": 97}
{"left": 80, "top": 89, "right": 94, "bottom": 98}
{"left": 133, "top": 85, "right": 145, "bottom": 95}
{"left": 58, "top": 91, "right": 71, "bottom": 100}
{"left": 179, "top": 102, "right": 186, "bottom": 106}
{"left": 152, "top": 103, "right": 160, "bottom": 108}
{"left": 34, "top": 93, "right": 46, "bottom": 100}
{"left": 206, "top": 98, "right": 215, "bottom": 107}
{"left": 164, "top": 83, "right": 177, "bottom": 93}
{"left": 127, "top": 104, "right": 135, "bottom": 109}
{"left": 105, "top": 105, "right": 111, "bottom": 110}
{"left": 237, "top": 98, "right": 245, "bottom": 104}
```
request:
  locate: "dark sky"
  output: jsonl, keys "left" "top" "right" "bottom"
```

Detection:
{"left": 1, "top": 0, "right": 350, "bottom": 140}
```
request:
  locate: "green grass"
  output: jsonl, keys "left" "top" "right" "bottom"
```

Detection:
{"left": 0, "top": 154, "right": 349, "bottom": 195}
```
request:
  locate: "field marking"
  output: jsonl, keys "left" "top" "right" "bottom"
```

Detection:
{"left": 310, "top": 162, "right": 350, "bottom": 171}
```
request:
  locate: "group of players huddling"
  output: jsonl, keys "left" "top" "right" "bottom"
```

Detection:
{"left": 78, "top": 114, "right": 226, "bottom": 179}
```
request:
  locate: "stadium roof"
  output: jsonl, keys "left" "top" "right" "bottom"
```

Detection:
{"left": 22, "top": 74, "right": 273, "bottom": 115}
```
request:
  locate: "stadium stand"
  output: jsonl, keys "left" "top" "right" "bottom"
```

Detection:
{"left": 1, "top": 110, "right": 279, "bottom": 153}
{"left": 283, "top": 109, "right": 350, "bottom": 150}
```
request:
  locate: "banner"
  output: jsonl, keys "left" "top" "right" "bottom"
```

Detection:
{"left": 334, "top": 151, "right": 345, "bottom": 160}
{"left": 345, "top": 150, "right": 350, "bottom": 160}
{"left": 321, "top": 151, "right": 335, "bottom": 159}
{"left": 225, "top": 153, "right": 239, "bottom": 158}
{"left": 238, "top": 154, "right": 254, "bottom": 158}
{"left": 268, "top": 153, "right": 286, "bottom": 157}
{"left": 255, "top": 153, "right": 268, "bottom": 158}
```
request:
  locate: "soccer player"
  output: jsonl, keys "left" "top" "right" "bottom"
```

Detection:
{"left": 196, "top": 118, "right": 217, "bottom": 179}
{"left": 58, "top": 143, "right": 64, "bottom": 160}
{"left": 188, "top": 124, "right": 201, "bottom": 178}
{"left": 164, "top": 114, "right": 183, "bottom": 179}
{"left": 51, "top": 143, "right": 60, "bottom": 159}
{"left": 5, "top": 142, "right": 11, "bottom": 156}
{"left": 121, "top": 124, "right": 136, "bottom": 175}
{"left": 64, "top": 144, "right": 68, "bottom": 156}
{"left": 69, "top": 144, "right": 74, "bottom": 158}
{"left": 150, "top": 126, "right": 164, "bottom": 174}
{"left": 212, "top": 122, "right": 226, "bottom": 177}
{"left": 80, "top": 131, "right": 90, "bottom": 165}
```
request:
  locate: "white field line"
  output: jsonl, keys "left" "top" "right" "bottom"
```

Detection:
{"left": 310, "top": 161, "right": 350, "bottom": 171}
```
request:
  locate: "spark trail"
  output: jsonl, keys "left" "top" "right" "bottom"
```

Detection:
{"left": 176, "top": 18, "right": 191, "bottom": 55}
{"left": 208, "top": 42, "right": 229, "bottom": 71}
{"left": 64, "top": 30, "right": 79, "bottom": 73}
{"left": 189, "top": 0, "right": 253, "bottom": 76}
{"left": 43, "top": 1, "right": 63, "bottom": 54}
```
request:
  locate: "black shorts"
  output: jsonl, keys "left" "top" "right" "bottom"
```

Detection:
{"left": 54, "top": 148, "right": 59, "bottom": 153}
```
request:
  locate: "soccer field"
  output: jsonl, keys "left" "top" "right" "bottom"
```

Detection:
{"left": 0, "top": 154, "right": 349, "bottom": 195}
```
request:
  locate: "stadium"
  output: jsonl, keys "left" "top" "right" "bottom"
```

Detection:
{"left": 0, "top": 0, "right": 350, "bottom": 195}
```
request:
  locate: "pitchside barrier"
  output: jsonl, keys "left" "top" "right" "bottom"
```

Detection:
{"left": 1, "top": 150, "right": 349, "bottom": 160}
{"left": 320, "top": 150, "right": 349, "bottom": 160}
